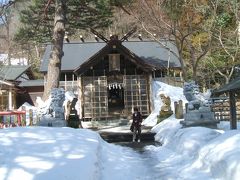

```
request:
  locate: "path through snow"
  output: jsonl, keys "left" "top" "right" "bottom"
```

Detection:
{"left": 100, "top": 141, "right": 163, "bottom": 180}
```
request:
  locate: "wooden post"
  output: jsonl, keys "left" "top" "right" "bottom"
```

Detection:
{"left": 64, "top": 73, "right": 67, "bottom": 90}
{"left": 229, "top": 91, "right": 237, "bottom": 129}
{"left": 8, "top": 88, "right": 13, "bottom": 110}
{"left": 29, "top": 109, "right": 33, "bottom": 126}
{"left": 72, "top": 73, "right": 74, "bottom": 89}
{"left": 148, "top": 74, "right": 153, "bottom": 113}
{"left": 78, "top": 76, "right": 83, "bottom": 119}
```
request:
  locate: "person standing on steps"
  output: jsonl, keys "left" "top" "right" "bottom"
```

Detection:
{"left": 130, "top": 107, "right": 142, "bottom": 142}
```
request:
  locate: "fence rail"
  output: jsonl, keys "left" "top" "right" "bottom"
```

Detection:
{"left": 0, "top": 110, "right": 26, "bottom": 128}
{"left": 210, "top": 97, "right": 240, "bottom": 121}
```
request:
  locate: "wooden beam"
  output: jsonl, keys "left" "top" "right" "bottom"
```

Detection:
{"left": 229, "top": 91, "right": 237, "bottom": 129}
{"left": 120, "top": 26, "right": 137, "bottom": 42}
{"left": 90, "top": 28, "right": 109, "bottom": 43}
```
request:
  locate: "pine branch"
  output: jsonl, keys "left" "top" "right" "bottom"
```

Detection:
{"left": 0, "top": 0, "right": 16, "bottom": 17}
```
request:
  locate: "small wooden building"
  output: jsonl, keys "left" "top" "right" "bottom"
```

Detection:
{"left": 0, "top": 65, "right": 34, "bottom": 110}
{"left": 213, "top": 76, "right": 240, "bottom": 129}
{"left": 37, "top": 36, "right": 181, "bottom": 120}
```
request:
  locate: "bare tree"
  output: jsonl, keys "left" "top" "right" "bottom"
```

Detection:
{"left": 123, "top": 0, "right": 215, "bottom": 82}
{"left": 208, "top": 0, "right": 240, "bottom": 84}
{"left": 0, "top": 0, "right": 17, "bottom": 65}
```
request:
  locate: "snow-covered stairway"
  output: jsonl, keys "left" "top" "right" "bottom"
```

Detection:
{"left": 97, "top": 126, "right": 155, "bottom": 143}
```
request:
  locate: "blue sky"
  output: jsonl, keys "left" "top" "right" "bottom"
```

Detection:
{"left": 0, "top": 0, "right": 10, "bottom": 5}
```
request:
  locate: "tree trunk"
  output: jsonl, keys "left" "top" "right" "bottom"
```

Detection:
{"left": 42, "top": 0, "right": 66, "bottom": 100}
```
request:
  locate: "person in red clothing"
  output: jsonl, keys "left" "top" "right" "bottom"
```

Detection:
{"left": 130, "top": 107, "right": 142, "bottom": 142}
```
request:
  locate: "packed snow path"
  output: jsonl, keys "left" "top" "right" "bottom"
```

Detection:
{"left": 100, "top": 141, "right": 162, "bottom": 180}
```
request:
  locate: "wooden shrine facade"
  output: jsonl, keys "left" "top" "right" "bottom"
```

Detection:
{"left": 38, "top": 33, "right": 182, "bottom": 120}
{"left": 75, "top": 37, "right": 154, "bottom": 119}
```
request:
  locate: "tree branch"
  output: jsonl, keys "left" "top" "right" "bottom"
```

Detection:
{"left": 0, "top": 0, "right": 16, "bottom": 17}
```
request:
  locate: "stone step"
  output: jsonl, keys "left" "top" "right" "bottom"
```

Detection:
{"left": 99, "top": 131, "right": 156, "bottom": 143}
{"left": 91, "top": 119, "right": 130, "bottom": 127}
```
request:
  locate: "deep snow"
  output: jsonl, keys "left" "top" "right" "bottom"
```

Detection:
{"left": 0, "top": 81, "right": 240, "bottom": 180}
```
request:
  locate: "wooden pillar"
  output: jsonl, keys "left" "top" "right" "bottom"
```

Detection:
{"left": 64, "top": 73, "right": 67, "bottom": 90}
{"left": 148, "top": 74, "right": 153, "bottom": 113}
{"left": 8, "top": 88, "right": 12, "bottom": 110}
{"left": 72, "top": 73, "right": 74, "bottom": 88}
{"left": 229, "top": 91, "right": 237, "bottom": 129}
{"left": 78, "top": 76, "right": 83, "bottom": 119}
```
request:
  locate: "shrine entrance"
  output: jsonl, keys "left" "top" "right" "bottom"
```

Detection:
{"left": 108, "top": 83, "right": 124, "bottom": 114}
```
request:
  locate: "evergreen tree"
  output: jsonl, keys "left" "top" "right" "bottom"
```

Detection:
{"left": 15, "top": 0, "right": 130, "bottom": 99}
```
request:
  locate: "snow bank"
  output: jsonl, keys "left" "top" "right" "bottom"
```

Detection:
{"left": 194, "top": 130, "right": 240, "bottom": 180}
{"left": 149, "top": 117, "right": 240, "bottom": 180}
{"left": 0, "top": 127, "right": 102, "bottom": 180}
{"left": 142, "top": 81, "right": 187, "bottom": 127}
{"left": 0, "top": 127, "right": 160, "bottom": 180}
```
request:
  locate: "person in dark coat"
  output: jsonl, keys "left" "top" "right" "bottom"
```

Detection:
{"left": 130, "top": 107, "right": 142, "bottom": 142}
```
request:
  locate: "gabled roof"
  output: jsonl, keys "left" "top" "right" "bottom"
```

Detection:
{"left": 0, "top": 65, "right": 33, "bottom": 81}
{"left": 213, "top": 76, "right": 240, "bottom": 94}
{"left": 40, "top": 39, "right": 181, "bottom": 73}
{"left": 74, "top": 40, "right": 155, "bottom": 74}
{"left": 19, "top": 79, "right": 44, "bottom": 87}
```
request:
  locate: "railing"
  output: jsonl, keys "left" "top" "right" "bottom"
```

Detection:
{"left": 0, "top": 110, "right": 26, "bottom": 128}
{"left": 210, "top": 97, "right": 240, "bottom": 121}
{"left": 59, "top": 81, "right": 78, "bottom": 93}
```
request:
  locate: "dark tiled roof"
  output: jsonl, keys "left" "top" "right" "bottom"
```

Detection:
{"left": 0, "top": 65, "right": 31, "bottom": 81}
{"left": 40, "top": 40, "right": 181, "bottom": 72}
{"left": 40, "top": 42, "right": 106, "bottom": 72}
{"left": 123, "top": 40, "right": 180, "bottom": 68}
{"left": 213, "top": 77, "right": 240, "bottom": 94}
{"left": 19, "top": 79, "right": 44, "bottom": 87}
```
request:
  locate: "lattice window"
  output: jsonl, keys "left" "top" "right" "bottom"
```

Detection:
{"left": 82, "top": 76, "right": 108, "bottom": 119}
{"left": 124, "top": 75, "right": 149, "bottom": 116}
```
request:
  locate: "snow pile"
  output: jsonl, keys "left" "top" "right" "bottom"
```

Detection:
{"left": 18, "top": 102, "right": 37, "bottom": 126}
{"left": 0, "top": 127, "right": 159, "bottom": 180}
{"left": 148, "top": 117, "right": 240, "bottom": 180}
{"left": 1, "top": 120, "right": 240, "bottom": 180}
{"left": 0, "top": 127, "right": 103, "bottom": 180}
{"left": 36, "top": 88, "right": 65, "bottom": 119}
{"left": 195, "top": 130, "right": 240, "bottom": 180}
{"left": 143, "top": 81, "right": 187, "bottom": 127}
{"left": 1, "top": 81, "right": 240, "bottom": 180}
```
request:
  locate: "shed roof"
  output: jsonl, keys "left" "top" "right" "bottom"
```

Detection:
{"left": 40, "top": 40, "right": 181, "bottom": 73}
{"left": 0, "top": 65, "right": 32, "bottom": 81}
{"left": 213, "top": 77, "right": 240, "bottom": 94}
{"left": 19, "top": 79, "right": 44, "bottom": 87}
